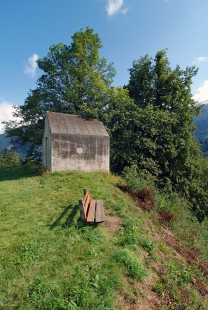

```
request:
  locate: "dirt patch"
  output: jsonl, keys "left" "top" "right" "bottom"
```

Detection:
{"left": 150, "top": 226, "right": 208, "bottom": 295}
{"left": 115, "top": 274, "right": 160, "bottom": 310}
{"left": 104, "top": 215, "right": 121, "bottom": 231}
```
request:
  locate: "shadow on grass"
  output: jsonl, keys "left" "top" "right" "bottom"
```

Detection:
{"left": 0, "top": 164, "right": 41, "bottom": 182}
{"left": 49, "top": 204, "right": 78, "bottom": 230}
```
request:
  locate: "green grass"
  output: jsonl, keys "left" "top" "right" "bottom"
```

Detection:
{"left": 0, "top": 163, "right": 41, "bottom": 181}
{"left": 0, "top": 166, "right": 140, "bottom": 309}
{"left": 0, "top": 165, "right": 207, "bottom": 309}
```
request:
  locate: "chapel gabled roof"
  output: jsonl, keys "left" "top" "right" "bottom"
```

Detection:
{"left": 46, "top": 111, "right": 109, "bottom": 136}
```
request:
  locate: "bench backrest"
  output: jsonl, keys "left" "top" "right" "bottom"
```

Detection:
{"left": 82, "top": 189, "right": 90, "bottom": 218}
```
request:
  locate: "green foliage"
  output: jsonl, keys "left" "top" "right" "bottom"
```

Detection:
{"left": 107, "top": 49, "right": 207, "bottom": 220}
{"left": 156, "top": 191, "right": 182, "bottom": 215}
{"left": 0, "top": 146, "right": 22, "bottom": 166}
{"left": 124, "top": 49, "right": 202, "bottom": 189}
{"left": 168, "top": 261, "right": 193, "bottom": 286}
{"left": 139, "top": 238, "right": 154, "bottom": 253}
{"left": 171, "top": 208, "right": 208, "bottom": 259}
{"left": 4, "top": 27, "right": 116, "bottom": 158}
{"left": 122, "top": 164, "right": 155, "bottom": 194}
{"left": 102, "top": 87, "right": 140, "bottom": 172}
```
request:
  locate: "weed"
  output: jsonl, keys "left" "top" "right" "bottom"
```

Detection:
{"left": 120, "top": 225, "right": 140, "bottom": 246}
{"left": 159, "top": 242, "right": 171, "bottom": 254}
{"left": 139, "top": 238, "right": 154, "bottom": 253}
{"left": 156, "top": 192, "right": 182, "bottom": 218}
{"left": 168, "top": 261, "right": 193, "bottom": 286}
{"left": 119, "top": 216, "right": 143, "bottom": 246}
{"left": 113, "top": 248, "right": 147, "bottom": 280}
{"left": 153, "top": 281, "right": 165, "bottom": 294}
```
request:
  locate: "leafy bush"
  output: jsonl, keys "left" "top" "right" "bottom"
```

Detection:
{"left": 122, "top": 165, "right": 155, "bottom": 194}
{"left": 168, "top": 261, "right": 193, "bottom": 286}
{"left": 122, "top": 165, "right": 156, "bottom": 212}
{"left": 139, "top": 238, "right": 154, "bottom": 253}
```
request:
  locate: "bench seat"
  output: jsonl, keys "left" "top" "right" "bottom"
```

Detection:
{"left": 79, "top": 189, "right": 104, "bottom": 224}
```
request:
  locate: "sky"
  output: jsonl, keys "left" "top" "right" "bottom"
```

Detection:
{"left": 1, "top": 0, "right": 208, "bottom": 133}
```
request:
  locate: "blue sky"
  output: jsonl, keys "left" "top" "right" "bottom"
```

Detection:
{"left": 1, "top": 0, "right": 208, "bottom": 133}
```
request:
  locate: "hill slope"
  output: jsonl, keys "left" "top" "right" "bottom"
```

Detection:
{"left": 0, "top": 166, "right": 207, "bottom": 309}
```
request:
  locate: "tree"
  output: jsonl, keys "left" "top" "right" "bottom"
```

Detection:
{"left": 110, "top": 50, "right": 206, "bottom": 219}
{"left": 4, "top": 27, "right": 116, "bottom": 158}
{"left": 124, "top": 50, "right": 202, "bottom": 181}
{"left": 0, "top": 146, "right": 21, "bottom": 166}
{"left": 103, "top": 87, "right": 140, "bottom": 172}
{"left": 0, "top": 147, "right": 11, "bottom": 165}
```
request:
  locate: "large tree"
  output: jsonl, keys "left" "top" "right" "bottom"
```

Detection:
{"left": 123, "top": 50, "right": 202, "bottom": 183}
{"left": 4, "top": 27, "right": 116, "bottom": 157}
{"left": 109, "top": 50, "right": 207, "bottom": 218}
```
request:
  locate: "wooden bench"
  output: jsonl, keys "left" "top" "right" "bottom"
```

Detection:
{"left": 78, "top": 188, "right": 104, "bottom": 224}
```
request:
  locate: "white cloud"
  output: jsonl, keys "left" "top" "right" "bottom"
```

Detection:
{"left": 120, "top": 7, "right": 129, "bottom": 14}
{"left": 23, "top": 53, "right": 39, "bottom": 77}
{"left": 193, "top": 80, "right": 208, "bottom": 103}
{"left": 105, "top": 0, "right": 129, "bottom": 16}
{"left": 193, "top": 56, "right": 208, "bottom": 64}
{"left": 0, "top": 101, "right": 16, "bottom": 134}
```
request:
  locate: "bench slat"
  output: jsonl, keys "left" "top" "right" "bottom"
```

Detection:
{"left": 83, "top": 192, "right": 90, "bottom": 218}
{"left": 79, "top": 189, "right": 104, "bottom": 224}
{"left": 95, "top": 200, "right": 104, "bottom": 223}
{"left": 87, "top": 200, "right": 96, "bottom": 223}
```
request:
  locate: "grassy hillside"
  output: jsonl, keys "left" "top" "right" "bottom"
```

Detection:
{"left": 0, "top": 165, "right": 207, "bottom": 309}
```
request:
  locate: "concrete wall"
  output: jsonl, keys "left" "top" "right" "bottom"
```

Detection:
{"left": 51, "top": 133, "right": 109, "bottom": 172}
{"left": 42, "top": 117, "right": 52, "bottom": 170}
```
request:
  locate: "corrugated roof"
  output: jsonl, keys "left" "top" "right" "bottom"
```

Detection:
{"left": 46, "top": 111, "right": 109, "bottom": 136}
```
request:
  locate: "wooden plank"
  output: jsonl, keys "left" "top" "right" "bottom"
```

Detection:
{"left": 86, "top": 200, "right": 96, "bottom": 223}
{"left": 83, "top": 192, "right": 90, "bottom": 217}
{"left": 95, "top": 200, "right": 104, "bottom": 223}
{"left": 82, "top": 190, "right": 90, "bottom": 205}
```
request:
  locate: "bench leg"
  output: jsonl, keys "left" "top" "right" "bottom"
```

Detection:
{"left": 78, "top": 198, "right": 86, "bottom": 222}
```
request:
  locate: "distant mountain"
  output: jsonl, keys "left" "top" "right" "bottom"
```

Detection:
{"left": 0, "top": 134, "right": 28, "bottom": 157}
{"left": 194, "top": 104, "right": 208, "bottom": 140}
{"left": 0, "top": 134, "right": 11, "bottom": 153}
{"left": 194, "top": 104, "right": 208, "bottom": 155}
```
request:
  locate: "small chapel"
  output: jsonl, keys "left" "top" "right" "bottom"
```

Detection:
{"left": 42, "top": 111, "right": 110, "bottom": 172}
